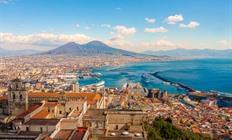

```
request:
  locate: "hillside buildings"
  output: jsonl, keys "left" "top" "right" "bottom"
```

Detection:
{"left": 0, "top": 78, "right": 147, "bottom": 140}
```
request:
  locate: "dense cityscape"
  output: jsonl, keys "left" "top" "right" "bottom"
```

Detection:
{"left": 0, "top": 55, "right": 231, "bottom": 140}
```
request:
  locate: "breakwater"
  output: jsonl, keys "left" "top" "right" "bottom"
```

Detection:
{"left": 151, "top": 72, "right": 196, "bottom": 92}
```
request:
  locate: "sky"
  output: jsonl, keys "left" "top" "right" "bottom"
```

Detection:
{"left": 0, "top": 0, "right": 231, "bottom": 52}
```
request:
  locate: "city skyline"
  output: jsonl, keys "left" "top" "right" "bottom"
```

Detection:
{"left": 0, "top": 0, "right": 231, "bottom": 52}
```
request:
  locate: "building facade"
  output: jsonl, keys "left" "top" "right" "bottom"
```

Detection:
{"left": 8, "top": 78, "right": 28, "bottom": 116}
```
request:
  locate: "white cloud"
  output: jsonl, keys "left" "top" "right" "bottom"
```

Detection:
{"left": 113, "top": 25, "right": 136, "bottom": 38}
{"left": 144, "top": 27, "right": 168, "bottom": 33}
{"left": 107, "top": 37, "right": 232, "bottom": 52}
{"left": 139, "top": 39, "right": 187, "bottom": 51}
{"left": 0, "top": 32, "right": 91, "bottom": 50}
{"left": 108, "top": 25, "right": 137, "bottom": 50}
{"left": 140, "top": 39, "right": 176, "bottom": 49}
{"left": 107, "top": 37, "right": 185, "bottom": 52}
{"left": 76, "top": 24, "right": 80, "bottom": 28}
{"left": 145, "top": 17, "right": 156, "bottom": 23}
{"left": 0, "top": 32, "right": 90, "bottom": 44}
{"left": 180, "top": 21, "right": 200, "bottom": 29}
{"left": 101, "top": 24, "right": 111, "bottom": 28}
{"left": 155, "top": 39, "right": 175, "bottom": 47}
{"left": 106, "top": 39, "right": 133, "bottom": 50}
{"left": 165, "top": 14, "right": 184, "bottom": 24}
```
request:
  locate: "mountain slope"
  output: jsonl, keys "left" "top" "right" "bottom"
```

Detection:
{"left": 45, "top": 42, "right": 82, "bottom": 55}
{"left": 41, "top": 41, "right": 139, "bottom": 56}
{"left": 144, "top": 49, "right": 232, "bottom": 58}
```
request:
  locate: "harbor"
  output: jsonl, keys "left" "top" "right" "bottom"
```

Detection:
{"left": 151, "top": 72, "right": 232, "bottom": 107}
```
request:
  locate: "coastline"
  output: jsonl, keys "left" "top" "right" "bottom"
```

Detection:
{"left": 86, "top": 58, "right": 232, "bottom": 95}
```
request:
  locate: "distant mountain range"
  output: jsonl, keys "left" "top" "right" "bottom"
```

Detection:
{"left": 0, "top": 48, "right": 40, "bottom": 56}
{"left": 144, "top": 49, "right": 232, "bottom": 58}
{"left": 0, "top": 41, "right": 140, "bottom": 57}
{"left": 1, "top": 41, "right": 231, "bottom": 58}
{"left": 40, "top": 40, "right": 139, "bottom": 56}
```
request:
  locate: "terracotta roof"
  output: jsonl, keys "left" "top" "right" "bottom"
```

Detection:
{"left": 65, "top": 93, "right": 101, "bottom": 101}
{"left": 70, "top": 127, "right": 87, "bottom": 140}
{"left": 28, "top": 92, "right": 101, "bottom": 101}
{"left": 32, "top": 110, "right": 49, "bottom": 119}
{"left": 53, "top": 130, "right": 73, "bottom": 140}
{"left": 0, "top": 95, "right": 7, "bottom": 101}
{"left": 24, "top": 119, "right": 60, "bottom": 125}
{"left": 87, "top": 100, "right": 97, "bottom": 105}
{"left": 44, "top": 101, "right": 58, "bottom": 107}
{"left": 17, "top": 103, "right": 42, "bottom": 119}
{"left": 28, "top": 92, "right": 60, "bottom": 98}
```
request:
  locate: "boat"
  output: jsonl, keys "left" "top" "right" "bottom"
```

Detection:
{"left": 85, "top": 80, "right": 105, "bottom": 88}
{"left": 162, "top": 81, "right": 170, "bottom": 85}
{"left": 94, "top": 81, "right": 105, "bottom": 87}
{"left": 91, "top": 72, "right": 103, "bottom": 77}
{"left": 141, "top": 73, "right": 153, "bottom": 83}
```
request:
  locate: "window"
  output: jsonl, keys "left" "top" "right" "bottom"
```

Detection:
{"left": 13, "top": 94, "right": 16, "bottom": 100}
{"left": 26, "top": 127, "right": 29, "bottom": 131}
{"left": 59, "top": 111, "right": 62, "bottom": 114}
{"left": 48, "top": 108, "right": 50, "bottom": 112}
{"left": 69, "top": 108, "right": 72, "bottom": 111}
{"left": 40, "top": 127, "right": 43, "bottom": 133}
{"left": 115, "top": 125, "right": 118, "bottom": 130}
{"left": 20, "top": 94, "right": 23, "bottom": 101}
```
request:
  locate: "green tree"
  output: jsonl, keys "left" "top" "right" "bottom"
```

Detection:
{"left": 145, "top": 118, "right": 210, "bottom": 140}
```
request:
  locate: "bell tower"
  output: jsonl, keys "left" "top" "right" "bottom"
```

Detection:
{"left": 8, "top": 78, "right": 28, "bottom": 115}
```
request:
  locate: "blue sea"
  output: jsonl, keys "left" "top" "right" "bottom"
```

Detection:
{"left": 79, "top": 59, "right": 232, "bottom": 94}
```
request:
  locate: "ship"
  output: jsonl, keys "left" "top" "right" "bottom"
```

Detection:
{"left": 85, "top": 80, "right": 105, "bottom": 88}
{"left": 162, "top": 81, "right": 170, "bottom": 85}
{"left": 141, "top": 73, "right": 153, "bottom": 83}
{"left": 94, "top": 80, "right": 105, "bottom": 87}
{"left": 91, "top": 72, "right": 103, "bottom": 77}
